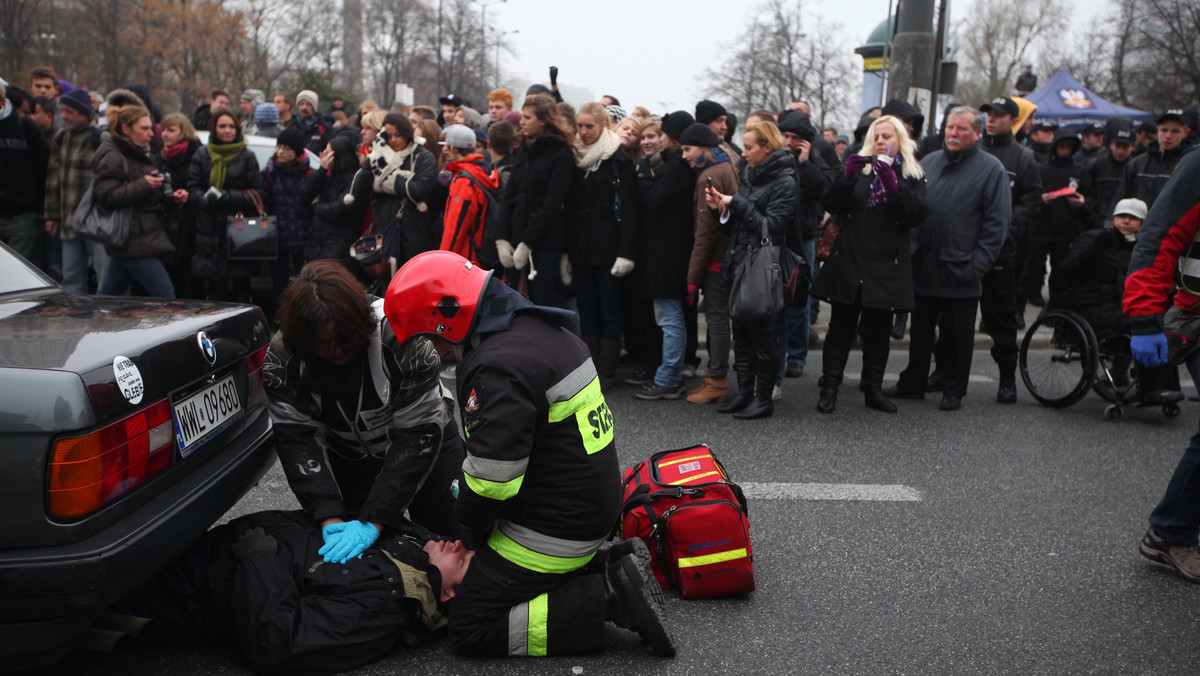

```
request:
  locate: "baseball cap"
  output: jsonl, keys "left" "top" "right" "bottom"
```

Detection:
{"left": 1082, "top": 121, "right": 1105, "bottom": 136}
{"left": 980, "top": 97, "right": 1019, "bottom": 118}
{"left": 1032, "top": 120, "right": 1056, "bottom": 132}
{"left": 439, "top": 93, "right": 470, "bottom": 108}
{"left": 1158, "top": 108, "right": 1187, "bottom": 125}
{"left": 1113, "top": 198, "right": 1147, "bottom": 220}
{"left": 440, "top": 124, "right": 476, "bottom": 150}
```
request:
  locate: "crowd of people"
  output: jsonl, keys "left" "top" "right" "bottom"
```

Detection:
{"left": 2, "top": 66, "right": 1198, "bottom": 420}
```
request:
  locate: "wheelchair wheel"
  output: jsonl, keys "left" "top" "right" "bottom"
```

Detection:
{"left": 1104, "top": 404, "right": 1123, "bottom": 421}
{"left": 1020, "top": 310, "right": 1098, "bottom": 408}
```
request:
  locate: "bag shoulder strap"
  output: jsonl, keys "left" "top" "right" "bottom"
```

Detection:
{"left": 245, "top": 188, "right": 266, "bottom": 216}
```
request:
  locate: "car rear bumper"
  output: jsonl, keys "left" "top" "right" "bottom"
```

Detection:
{"left": 0, "top": 408, "right": 275, "bottom": 670}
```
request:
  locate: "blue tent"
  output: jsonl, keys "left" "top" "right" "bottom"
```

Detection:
{"left": 1023, "top": 69, "right": 1152, "bottom": 129}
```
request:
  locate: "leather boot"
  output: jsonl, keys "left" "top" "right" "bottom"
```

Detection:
{"left": 717, "top": 346, "right": 755, "bottom": 413}
{"left": 862, "top": 346, "right": 897, "bottom": 413}
{"left": 997, "top": 359, "right": 1017, "bottom": 404}
{"left": 817, "top": 377, "right": 838, "bottom": 414}
{"left": 599, "top": 339, "right": 622, "bottom": 388}
{"left": 734, "top": 351, "right": 778, "bottom": 419}
{"left": 687, "top": 377, "right": 729, "bottom": 404}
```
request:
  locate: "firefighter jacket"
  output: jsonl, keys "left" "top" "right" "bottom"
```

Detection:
{"left": 455, "top": 279, "right": 622, "bottom": 574}
{"left": 1124, "top": 146, "right": 1200, "bottom": 334}
{"left": 264, "top": 297, "right": 452, "bottom": 528}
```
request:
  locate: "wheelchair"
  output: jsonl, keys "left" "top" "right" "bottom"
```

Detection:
{"left": 1018, "top": 308, "right": 1182, "bottom": 421}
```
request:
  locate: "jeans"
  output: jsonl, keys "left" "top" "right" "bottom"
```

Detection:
{"left": 573, "top": 263, "right": 622, "bottom": 342}
{"left": 774, "top": 240, "right": 816, "bottom": 384}
{"left": 99, "top": 256, "right": 176, "bottom": 298}
{"left": 1150, "top": 419, "right": 1200, "bottom": 546}
{"left": 62, "top": 236, "right": 110, "bottom": 295}
{"left": 653, "top": 298, "right": 685, "bottom": 388}
{"left": 702, "top": 269, "right": 731, "bottom": 379}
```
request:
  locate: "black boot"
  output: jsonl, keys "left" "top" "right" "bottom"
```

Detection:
{"left": 717, "top": 345, "right": 755, "bottom": 413}
{"left": 862, "top": 344, "right": 897, "bottom": 413}
{"left": 817, "top": 377, "right": 838, "bottom": 413}
{"left": 997, "top": 360, "right": 1017, "bottom": 404}
{"left": 891, "top": 312, "right": 907, "bottom": 340}
{"left": 598, "top": 339, "right": 622, "bottom": 390}
{"left": 735, "top": 350, "right": 777, "bottom": 419}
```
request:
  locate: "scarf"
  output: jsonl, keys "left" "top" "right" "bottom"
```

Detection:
{"left": 575, "top": 128, "right": 621, "bottom": 174}
{"left": 206, "top": 140, "right": 247, "bottom": 190}
{"left": 162, "top": 140, "right": 190, "bottom": 162}
{"left": 866, "top": 155, "right": 900, "bottom": 211}
{"left": 691, "top": 146, "right": 731, "bottom": 173}
{"left": 367, "top": 134, "right": 421, "bottom": 195}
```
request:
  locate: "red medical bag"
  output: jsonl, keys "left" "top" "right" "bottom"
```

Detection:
{"left": 618, "top": 445, "right": 754, "bottom": 598}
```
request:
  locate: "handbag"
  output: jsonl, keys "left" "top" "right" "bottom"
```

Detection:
{"left": 73, "top": 155, "right": 132, "bottom": 248}
{"left": 226, "top": 189, "right": 278, "bottom": 261}
{"left": 728, "top": 217, "right": 785, "bottom": 321}
{"left": 815, "top": 213, "right": 844, "bottom": 262}
{"left": 781, "top": 247, "right": 811, "bottom": 308}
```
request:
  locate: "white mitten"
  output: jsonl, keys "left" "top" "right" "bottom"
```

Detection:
{"left": 560, "top": 254, "right": 573, "bottom": 286}
{"left": 610, "top": 257, "right": 635, "bottom": 278}
{"left": 496, "top": 239, "right": 515, "bottom": 269}
{"left": 513, "top": 242, "right": 532, "bottom": 270}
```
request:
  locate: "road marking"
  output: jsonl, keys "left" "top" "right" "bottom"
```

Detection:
{"left": 840, "top": 373, "right": 995, "bottom": 383}
{"left": 741, "top": 482, "right": 922, "bottom": 501}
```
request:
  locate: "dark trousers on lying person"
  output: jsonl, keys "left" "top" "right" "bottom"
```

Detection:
{"left": 898, "top": 295, "right": 979, "bottom": 398}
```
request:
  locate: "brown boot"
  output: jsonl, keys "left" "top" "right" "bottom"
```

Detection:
{"left": 686, "top": 377, "right": 729, "bottom": 404}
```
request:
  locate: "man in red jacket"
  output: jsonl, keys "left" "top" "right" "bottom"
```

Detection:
{"left": 1124, "top": 145, "right": 1200, "bottom": 583}
{"left": 440, "top": 124, "right": 498, "bottom": 265}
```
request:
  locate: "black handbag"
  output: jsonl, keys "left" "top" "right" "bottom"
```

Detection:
{"left": 781, "top": 247, "right": 811, "bottom": 308}
{"left": 226, "top": 189, "right": 279, "bottom": 261}
{"left": 729, "top": 217, "right": 785, "bottom": 321}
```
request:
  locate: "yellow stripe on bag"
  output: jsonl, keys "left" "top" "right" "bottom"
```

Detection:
{"left": 668, "top": 470, "right": 722, "bottom": 485}
{"left": 657, "top": 454, "right": 712, "bottom": 468}
{"left": 676, "top": 548, "right": 748, "bottom": 569}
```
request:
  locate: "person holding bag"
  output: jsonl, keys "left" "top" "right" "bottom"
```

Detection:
{"left": 811, "top": 115, "right": 928, "bottom": 414}
{"left": 93, "top": 90, "right": 185, "bottom": 298}
{"left": 187, "top": 110, "right": 265, "bottom": 303}
{"left": 704, "top": 121, "right": 796, "bottom": 419}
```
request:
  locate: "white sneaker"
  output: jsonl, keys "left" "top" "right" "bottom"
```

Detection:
{"left": 772, "top": 384, "right": 783, "bottom": 401}
{"left": 681, "top": 364, "right": 697, "bottom": 379}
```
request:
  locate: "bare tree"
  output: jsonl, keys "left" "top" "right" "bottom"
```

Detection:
{"left": 950, "top": 0, "right": 1065, "bottom": 103}
{"left": 0, "top": 0, "right": 41, "bottom": 74}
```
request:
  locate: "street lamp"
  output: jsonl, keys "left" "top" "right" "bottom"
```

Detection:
{"left": 472, "top": 0, "right": 506, "bottom": 89}
{"left": 493, "top": 29, "right": 518, "bottom": 86}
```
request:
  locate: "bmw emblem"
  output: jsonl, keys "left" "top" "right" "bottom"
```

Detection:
{"left": 197, "top": 331, "right": 217, "bottom": 365}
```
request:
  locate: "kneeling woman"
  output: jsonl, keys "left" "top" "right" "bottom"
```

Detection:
{"left": 265, "top": 261, "right": 465, "bottom": 555}
{"left": 811, "top": 115, "right": 928, "bottom": 413}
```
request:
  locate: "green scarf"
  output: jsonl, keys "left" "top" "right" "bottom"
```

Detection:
{"left": 206, "top": 141, "right": 247, "bottom": 191}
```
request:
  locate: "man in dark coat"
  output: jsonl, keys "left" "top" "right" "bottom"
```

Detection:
{"left": 1015, "top": 65, "right": 1037, "bottom": 95}
{"left": 1120, "top": 109, "right": 1192, "bottom": 210}
{"left": 1086, "top": 121, "right": 1137, "bottom": 228}
{"left": 0, "top": 80, "right": 51, "bottom": 268}
{"left": 886, "top": 107, "right": 1011, "bottom": 411}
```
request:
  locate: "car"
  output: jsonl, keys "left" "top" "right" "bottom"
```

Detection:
{"left": 196, "top": 130, "right": 322, "bottom": 170}
{"left": 0, "top": 242, "right": 276, "bottom": 670}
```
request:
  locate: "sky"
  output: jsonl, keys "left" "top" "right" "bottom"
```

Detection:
{"left": 488, "top": 0, "right": 1105, "bottom": 124}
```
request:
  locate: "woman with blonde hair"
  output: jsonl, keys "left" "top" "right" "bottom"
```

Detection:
{"left": 614, "top": 115, "right": 643, "bottom": 163}
{"left": 811, "top": 114, "right": 928, "bottom": 414}
{"left": 156, "top": 112, "right": 202, "bottom": 297}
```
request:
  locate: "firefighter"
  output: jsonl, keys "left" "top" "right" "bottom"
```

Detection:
{"left": 384, "top": 250, "right": 675, "bottom": 657}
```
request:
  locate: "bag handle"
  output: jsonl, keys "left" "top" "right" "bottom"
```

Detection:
{"left": 245, "top": 188, "right": 266, "bottom": 217}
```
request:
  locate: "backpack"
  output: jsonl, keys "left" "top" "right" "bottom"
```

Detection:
{"left": 618, "top": 445, "right": 754, "bottom": 598}
{"left": 453, "top": 170, "right": 501, "bottom": 269}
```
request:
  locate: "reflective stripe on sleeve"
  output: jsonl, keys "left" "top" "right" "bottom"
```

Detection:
{"left": 462, "top": 455, "right": 528, "bottom": 500}
{"left": 527, "top": 593, "right": 549, "bottom": 656}
{"left": 546, "top": 375, "right": 613, "bottom": 455}
{"left": 507, "top": 602, "right": 529, "bottom": 656}
{"left": 487, "top": 520, "right": 603, "bottom": 574}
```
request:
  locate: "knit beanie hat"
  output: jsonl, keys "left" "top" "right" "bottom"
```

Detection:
{"left": 296, "top": 89, "right": 319, "bottom": 110}
{"left": 605, "top": 104, "right": 627, "bottom": 124}
{"left": 255, "top": 102, "right": 280, "bottom": 126}
{"left": 661, "top": 111, "right": 696, "bottom": 142}
{"left": 679, "top": 123, "right": 720, "bottom": 147}
{"left": 505, "top": 110, "right": 523, "bottom": 126}
{"left": 60, "top": 89, "right": 93, "bottom": 117}
{"left": 694, "top": 100, "right": 728, "bottom": 125}
{"left": 777, "top": 111, "right": 816, "bottom": 140}
{"left": 277, "top": 127, "right": 307, "bottom": 157}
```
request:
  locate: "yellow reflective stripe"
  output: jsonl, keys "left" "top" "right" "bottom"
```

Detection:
{"left": 487, "top": 528, "right": 596, "bottom": 574}
{"left": 668, "top": 470, "right": 721, "bottom": 485}
{"left": 527, "top": 593, "right": 549, "bottom": 656}
{"left": 463, "top": 472, "right": 524, "bottom": 501}
{"left": 546, "top": 377, "right": 613, "bottom": 455}
{"left": 658, "top": 453, "right": 711, "bottom": 468}
{"left": 676, "top": 547, "right": 748, "bottom": 569}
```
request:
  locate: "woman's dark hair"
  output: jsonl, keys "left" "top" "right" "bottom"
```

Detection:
{"left": 208, "top": 110, "right": 244, "bottom": 143}
{"left": 382, "top": 112, "right": 415, "bottom": 145}
{"left": 276, "top": 260, "right": 374, "bottom": 361}
{"left": 521, "top": 94, "right": 576, "bottom": 150}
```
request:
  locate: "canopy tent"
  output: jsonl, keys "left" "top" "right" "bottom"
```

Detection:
{"left": 1023, "top": 69, "right": 1152, "bottom": 129}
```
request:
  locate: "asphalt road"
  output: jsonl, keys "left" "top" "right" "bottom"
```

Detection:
{"left": 41, "top": 350, "right": 1200, "bottom": 675}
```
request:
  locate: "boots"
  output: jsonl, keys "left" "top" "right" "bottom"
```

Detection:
{"left": 817, "top": 377, "right": 838, "bottom": 414}
{"left": 599, "top": 339, "right": 622, "bottom": 389}
{"left": 734, "top": 351, "right": 777, "bottom": 419}
{"left": 818, "top": 332, "right": 850, "bottom": 413}
{"left": 717, "top": 346, "right": 755, "bottom": 413}
{"left": 997, "top": 360, "right": 1017, "bottom": 404}
{"left": 687, "top": 377, "right": 729, "bottom": 403}
{"left": 862, "top": 346, "right": 897, "bottom": 413}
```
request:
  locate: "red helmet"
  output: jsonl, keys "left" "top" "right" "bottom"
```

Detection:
{"left": 385, "top": 250, "right": 492, "bottom": 345}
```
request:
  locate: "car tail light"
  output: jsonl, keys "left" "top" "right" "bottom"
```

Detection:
{"left": 47, "top": 399, "right": 175, "bottom": 519}
{"left": 246, "top": 345, "right": 268, "bottom": 409}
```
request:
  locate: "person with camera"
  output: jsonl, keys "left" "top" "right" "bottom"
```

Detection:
{"left": 93, "top": 89, "right": 186, "bottom": 298}
{"left": 811, "top": 115, "right": 928, "bottom": 414}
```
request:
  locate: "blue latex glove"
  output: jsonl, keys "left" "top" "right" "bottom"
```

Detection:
{"left": 843, "top": 153, "right": 869, "bottom": 181}
{"left": 1131, "top": 332, "right": 1169, "bottom": 367}
{"left": 318, "top": 520, "right": 379, "bottom": 563}
{"left": 321, "top": 522, "right": 346, "bottom": 544}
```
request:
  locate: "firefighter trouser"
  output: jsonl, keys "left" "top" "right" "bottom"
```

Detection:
{"left": 449, "top": 545, "right": 607, "bottom": 656}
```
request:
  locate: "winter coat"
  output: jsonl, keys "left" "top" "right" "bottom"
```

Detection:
{"left": 441, "top": 153, "right": 499, "bottom": 264}
{"left": 981, "top": 131, "right": 1043, "bottom": 251}
{"left": 288, "top": 114, "right": 333, "bottom": 154}
{"left": 496, "top": 136, "right": 575, "bottom": 252}
{"left": 686, "top": 154, "right": 738, "bottom": 286}
{"left": 44, "top": 123, "right": 99, "bottom": 235}
{"left": 355, "top": 143, "right": 440, "bottom": 267}
{"left": 634, "top": 147, "right": 692, "bottom": 300}
{"left": 788, "top": 150, "right": 833, "bottom": 249}
{"left": 913, "top": 141, "right": 1011, "bottom": 298}
{"left": 719, "top": 149, "right": 797, "bottom": 276}
{"left": 186, "top": 144, "right": 265, "bottom": 279}
{"left": 1085, "top": 149, "right": 1130, "bottom": 228}
{"left": 156, "top": 139, "right": 201, "bottom": 258}
{"left": 1120, "top": 143, "right": 1187, "bottom": 210}
{"left": 813, "top": 160, "right": 928, "bottom": 311}
{"left": 91, "top": 134, "right": 174, "bottom": 259}
{"left": 300, "top": 166, "right": 363, "bottom": 261}
{"left": 0, "top": 105, "right": 49, "bottom": 216}
{"left": 1054, "top": 226, "right": 1134, "bottom": 333}
{"left": 1016, "top": 71, "right": 1038, "bottom": 93}
{"left": 1033, "top": 146, "right": 1092, "bottom": 240}
{"left": 567, "top": 147, "right": 641, "bottom": 266}
{"left": 263, "top": 157, "right": 315, "bottom": 254}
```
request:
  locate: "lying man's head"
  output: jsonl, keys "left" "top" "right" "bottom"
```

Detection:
{"left": 424, "top": 539, "right": 474, "bottom": 602}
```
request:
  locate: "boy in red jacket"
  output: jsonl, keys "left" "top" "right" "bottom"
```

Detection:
{"left": 440, "top": 124, "right": 499, "bottom": 265}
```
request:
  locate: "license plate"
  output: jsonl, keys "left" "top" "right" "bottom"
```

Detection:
{"left": 173, "top": 374, "right": 241, "bottom": 458}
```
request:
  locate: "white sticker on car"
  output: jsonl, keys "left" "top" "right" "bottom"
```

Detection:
{"left": 113, "top": 355, "right": 145, "bottom": 404}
